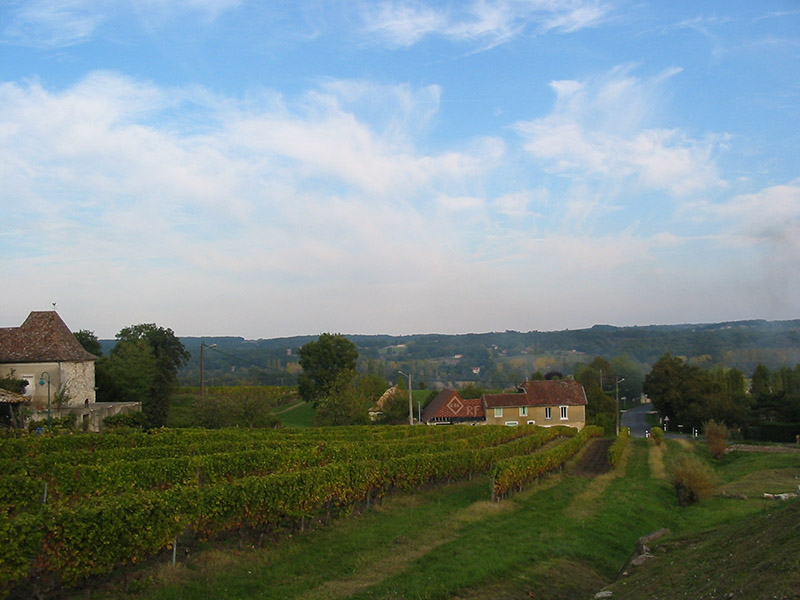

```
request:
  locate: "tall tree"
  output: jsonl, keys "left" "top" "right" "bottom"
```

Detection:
{"left": 750, "top": 364, "right": 772, "bottom": 399}
{"left": 74, "top": 329, "right": 102, "bottom": 357}
{"left": 95, "top": 339, "right": 158, "bottom": 405}
{"left": 109, "top": 324, "right": 189, "bottom": 427}
{"left": 314, "top": 369, "right": 370, "bottom": 426}
{"left": 298, "top": 333, "right": 358, "bottom": 405}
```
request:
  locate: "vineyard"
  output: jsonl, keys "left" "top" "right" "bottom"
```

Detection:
{"left": 0, "top": 424, "right": 601, "bottom": 597}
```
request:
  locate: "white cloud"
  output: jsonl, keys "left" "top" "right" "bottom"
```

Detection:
{"left": 515, "top": 66, "right": 725, "bottom": 196}
{"left": 361, "top": 0, "right": 610, "bottom": 49}
{"left": 694, "top": 182, "right": 800, "bottom": 252}
{"left": 0, "top": 72, "right": 509, "bottom": 335}
{"left": 491, "top": 189, "right": 547, "bottom": 218}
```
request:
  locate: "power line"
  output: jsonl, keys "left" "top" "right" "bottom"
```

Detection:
{"left": 203, "top": 345, "right": 291, "bottom": 375}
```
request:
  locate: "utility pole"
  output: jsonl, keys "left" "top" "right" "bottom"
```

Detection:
{"left": 615, "top": 377, "right": 625, "bottom": 436}
{"left": 200, "top": 342, "right": 216, "bottom": 397}
{"left": 399, "top": 370, "right": 413, "bottom": 425}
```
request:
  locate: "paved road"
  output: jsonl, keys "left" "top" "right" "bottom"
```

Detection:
{"left": 620, "top": 402, "right": 656, "bottom": 438}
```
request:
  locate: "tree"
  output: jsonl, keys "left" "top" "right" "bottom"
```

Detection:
{"left": 0, "top": 371, "right": 27, "bottom": 395}
{"left": 314, "top": 369, "right": 371, "bottom": 426}
{"left": 459, "top": 382, "right": 487, "bottom": 400}
{"left": 96, "top": 339, "right": 158, "bottom": 405}
{"left": 750, "top": 364, "right": 772, "bottom": 399}
{"left": 298, "top": 333, "right": 358, "bottom": 405}
{"left": 97, "top": 324, "right": 189, "bottom": 427}
{"left": 644, "top": 353, "right": 748, "bottom": 430}
{"left": 74, "top": 329, "right": 102, "bottom": 356}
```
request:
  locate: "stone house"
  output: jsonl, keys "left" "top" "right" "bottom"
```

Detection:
{"left": 0, "top": 310, "right": 140, "bottom": 430}
{"left": 0, "top": 311, "right": 97, "bottom": 408}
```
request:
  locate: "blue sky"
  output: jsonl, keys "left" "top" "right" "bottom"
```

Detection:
{"left": 2, "top": 1, "right": 799, "bottom": 339}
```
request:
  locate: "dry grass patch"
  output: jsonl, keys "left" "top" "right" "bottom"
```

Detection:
{"left": 648, "top": 442, "right": 666, "bottom": 480}
{"left": 454, "top": 498, "right": 517, "bottom": 523}
{"left": 565, "top": 440, "right": 630, "bottom": 521}
{"left": 564, "top": 471, "right": 617, "bottom": 522}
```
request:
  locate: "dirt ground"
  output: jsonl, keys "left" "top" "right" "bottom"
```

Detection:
{"left": 571, "top": 438, "right": 614, "bottom": 476}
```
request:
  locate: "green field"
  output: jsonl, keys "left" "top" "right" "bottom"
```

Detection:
{"left": 272, "top": 400, "right": 316, "bottom": 427}
{"left": 64, "top": 438, "right": 800, "bottom": 599}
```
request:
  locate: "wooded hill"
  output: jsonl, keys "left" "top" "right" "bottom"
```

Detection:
{"left": 154, "top": 319, "right": 800, "bottom": 390}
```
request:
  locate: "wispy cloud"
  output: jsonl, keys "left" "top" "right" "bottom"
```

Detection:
{"left": 1, "top": 0, "right": 107, "bottom": 47}
{"left": 0, "top": 0, "right": 240, "bottom": 48}
{"left": 361, "top": 0, "right": 610, "bottom": 49}
{"left": 514, "top": 65, "right": 725, "bottom": 196}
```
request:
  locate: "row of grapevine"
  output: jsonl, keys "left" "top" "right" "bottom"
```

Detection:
{"left": 490, "top": 425, "right": 603, "bottom": 500}
{"left": 1, "top": 427, "right": 546, "bottom": 512}
{"left": 608, "top": 426, "right": 629, "bottom": 468}
{"left": 0, "top": 425, "right": 573, "bottom": 595}
{"left": 0, "top": 421, "right": 505, "bottom": 460}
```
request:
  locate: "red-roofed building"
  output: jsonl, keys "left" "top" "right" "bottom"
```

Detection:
{"left": 483, "top": 380, "right": 587, "bottom": 429}
{"left": 420, "top": 389, "right": 484, "bottom": 424}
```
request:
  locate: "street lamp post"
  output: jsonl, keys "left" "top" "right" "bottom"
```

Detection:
{"left": 398, "top": 370, "right": 413, "bottom": 425}
{"left": 200, "top": 342, "right": 217, "bottom": 397}
{"left": 38, "top": 371, "right": 51, "bottom": 426}
{"left": 615, "top": 377, "right": 625, "bottom": 436}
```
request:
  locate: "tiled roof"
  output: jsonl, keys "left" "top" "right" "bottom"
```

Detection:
{"left": 0, "top": 388, "right": 27, "bottom": 404}
{"left": 520, "top": 380, "right": 587, "bottom": 406}
{"left": 484, "top": 380, "right": 587, "bottom": 408}
{"left": 0, "top": 311, "right": 97, "bottom": 363}
{"left": 483, "top": 392, "right": 528, "bottom": 408}
{"left": 421, "top": 389, "right": 484, "bottom": 422}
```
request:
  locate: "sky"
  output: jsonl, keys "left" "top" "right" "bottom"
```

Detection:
{"left": 1, "top": 0, "right": 799, "bottom": 339}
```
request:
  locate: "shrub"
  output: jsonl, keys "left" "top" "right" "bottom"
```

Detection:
{"left": 27, "top": 415, "right": 77, "bottom": 432}
{"left": 103, "top": 411, "right": 149, "bottom": 429}
{"left": 608, "top": 426, "right": 629, "bottom": 468}
{"left": 704, "top": 420, "right": 729, "bottom": 458}
{"left": 668, "top": 454, "right": 716, "bottom": 506}
{"left": 650, "top": 426, "right": 664, "bottom": 446}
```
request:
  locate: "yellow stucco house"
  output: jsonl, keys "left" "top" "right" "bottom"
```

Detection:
{"left": 482, "top": 379, "right": 587, "bottom": 429}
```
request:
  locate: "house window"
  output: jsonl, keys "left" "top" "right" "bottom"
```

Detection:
{"left": 21, "top": 375, "right": 34, "bottom": 397}
{"left": 505, "top": 421, "right": 518, "bottom": 427}
{"left": 527, "top": 420, "right": 536, "bottom": 425}
{"left": 519, "top": 406, "right": 528, "bottom": 417}
{"left": 560, "top": 406, "right": 568, "bottom": 420}
{"left": 545, "top": 407, "right": 552, "bottom": 420}
{"left": 494, "top": 407, "right": 503, "bottom": 418}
